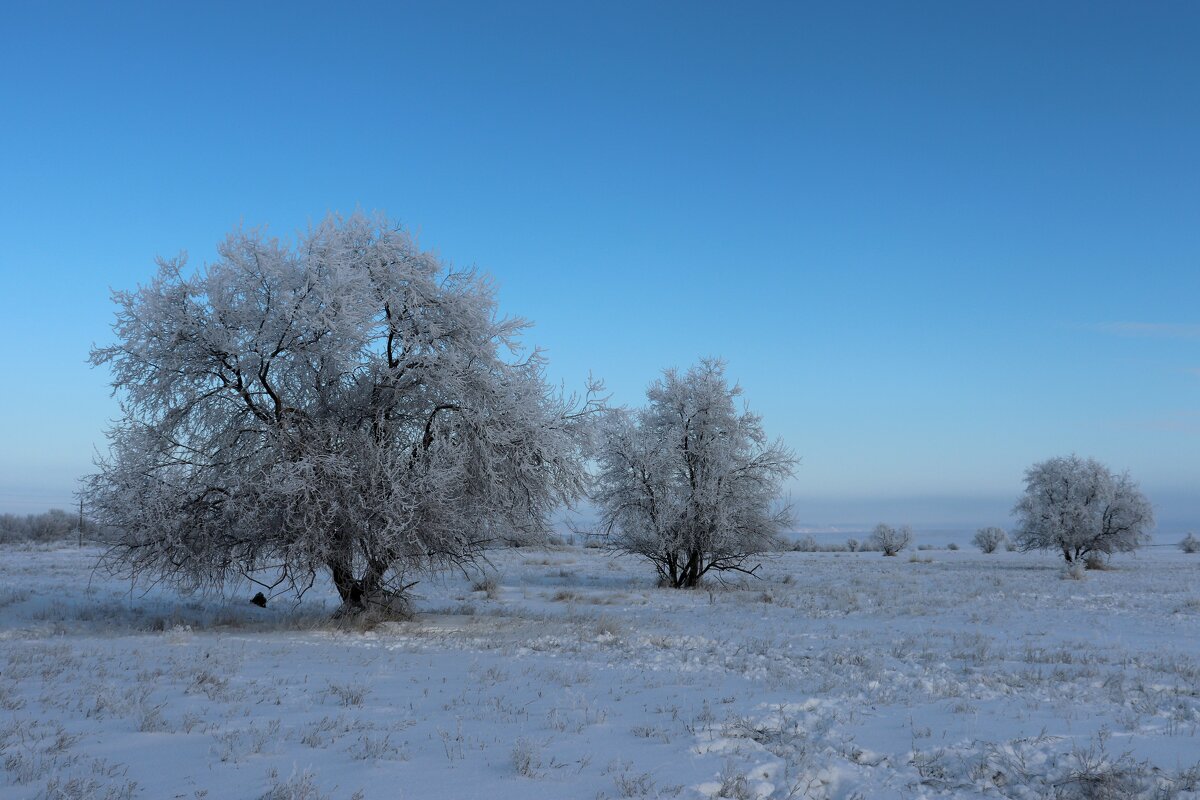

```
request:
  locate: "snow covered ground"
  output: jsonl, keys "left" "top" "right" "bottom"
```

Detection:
{"left": 2, "top": 543, "right": 1199, "bottom": 799}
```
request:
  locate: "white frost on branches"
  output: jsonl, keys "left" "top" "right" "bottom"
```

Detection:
{"left": 869, "top": 523, "right": 912, "bottom": 557}
{"left": 86, "top": 212, "right": 603, "bottom": 612}
{"left": 1012, "top": 455, "right": 1153, "bottom": 564}
{"left": 593, "top": 359, "right": 797, "bottom": 588}
{"left": 972, "top": 526, "right": 1007, "bottom": 554}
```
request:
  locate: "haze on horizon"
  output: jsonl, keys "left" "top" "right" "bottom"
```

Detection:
{"left": 1, "top": 2, "right": 1197, "bottom": 532}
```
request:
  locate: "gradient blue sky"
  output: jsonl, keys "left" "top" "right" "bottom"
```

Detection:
{"left": 1, "top": 2, "right": 1197, "bottom": 530}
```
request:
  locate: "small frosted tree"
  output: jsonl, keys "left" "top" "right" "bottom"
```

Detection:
{"left": 869, "top": 523, "right": 911, "bottom": 556}
{"left": 1180, "top": 533, "right": 1199, "bottom": 554}
{"left": 86, "top": 212, "right": 602, "bottom": 614}
{"left": 594, "top": 359, "right": 797, "bottom": 588}
{"left": 1012, "top": 455, "right": 1153, "bottom": 565}
{"left": 972, "top": 526, "right": 1007, "bottom": 554}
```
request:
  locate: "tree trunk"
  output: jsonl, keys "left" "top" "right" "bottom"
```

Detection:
{"left": 328, "top": 559, "right": 388, "bottom": 615}
{"left": 679, "top": 549, "right": 703, "bottom": 588}
{"left": 330, "top": 561, "right": 361, "bottom": 608}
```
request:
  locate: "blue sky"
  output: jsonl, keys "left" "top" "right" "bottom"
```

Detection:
{"left": 1, "top": 2, "right": 1197, "bottom": 530}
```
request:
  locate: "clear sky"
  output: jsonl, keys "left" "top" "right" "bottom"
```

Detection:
{"left": 1, "top": 1, "right": 1197, "bottom": 531}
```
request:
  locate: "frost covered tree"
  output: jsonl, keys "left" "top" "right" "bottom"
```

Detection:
{"left": 594, "top": 359, "right": 797, "bottom": 588}
{"left": 1012, "top": 455, "right": 1153, "bottom": 565}
{"left": 869, "top": 523, "right": 911, "bottom": 556}
{"left": 86, "top": 212, "right": 602, "bottom": 614}
{"left": 972, "top": 526, "right": 1007, "bottom": 554}
{"left": 1181, "top": 533, "right": 1200, "bottom": 554}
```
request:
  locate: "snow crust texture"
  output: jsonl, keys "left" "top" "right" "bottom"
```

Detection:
{"left": 1, "top": 544, "right": 1199, "bottom": 799}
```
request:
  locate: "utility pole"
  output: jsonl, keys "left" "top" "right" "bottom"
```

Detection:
{"left": 78, "top": 497, "right": 84, "bottom": 548}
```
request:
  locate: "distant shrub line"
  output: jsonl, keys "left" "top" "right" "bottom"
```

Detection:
{"left": 0, "top": 509, "right": 97, "bottom": 544}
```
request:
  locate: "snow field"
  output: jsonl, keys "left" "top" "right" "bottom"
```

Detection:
{"left": 1, "top": 544, "right": 1199, "bottom": 799}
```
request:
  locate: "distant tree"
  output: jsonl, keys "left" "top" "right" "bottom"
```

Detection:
{"left": 792, "top": 535, "right": 820, "bottom": 553}
{"left": 0, "top": 509, "right": 92, "bottom": 544}
{"left": 1012, "top": 455, "right": 1153, "bottom": 565}
{"left": 594, "top": 359, "right": 797, "bottom": 588}
{"left": 972, "top": 526, "right": 1007, "bottom": 554}
{"left": 869, "top": 523, "right": 912, "bottom": 556}
{"left": 1180, "top": 533, "right": 1200, "bottom": 554}
{"left": 86, "top": 212, "right": 602, "bottom": 614}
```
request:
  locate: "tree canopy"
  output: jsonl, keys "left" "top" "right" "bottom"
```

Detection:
{"left": 87, "top": 212, "right": 602, "bottom": 612}
{"left": 594, "top": 359, "right": 796, "bottom": 588}
{"left": 1012, "top": 455, "right": 1153, "bottom": 564}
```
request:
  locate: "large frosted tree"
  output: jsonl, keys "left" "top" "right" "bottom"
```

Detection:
{"left": 87, "top": 212, "right": 601, "bottom": 613}
{"left": 1012, "top": 455, "right": 1153, "bottom": 564}
{"left": 594, "top": 359, "right": 797, "bottom": 588}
